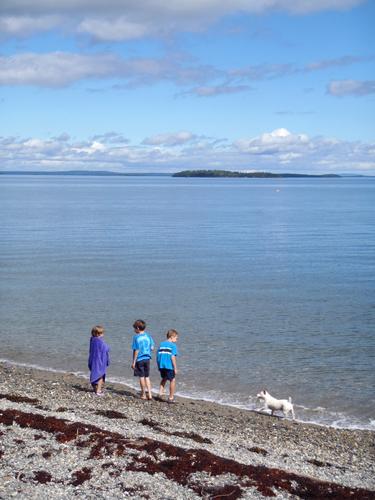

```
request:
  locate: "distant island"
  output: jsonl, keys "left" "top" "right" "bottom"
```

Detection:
{"left": 2, "top": 170, "right": 370, "bottom": 178}
{"left": 173, "top": 170, "right": 341, "bottom": 178}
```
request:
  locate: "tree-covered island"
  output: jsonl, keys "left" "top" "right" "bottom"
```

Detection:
{"left": 173, "top": 170, "right": 340, "bottom": 178}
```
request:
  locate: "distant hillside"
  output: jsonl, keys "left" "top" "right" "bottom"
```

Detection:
{"left": 0, "top": 171, "right": 169, "bottom": 177}
{"left": 173, "top": 170, "right": 340, "bottom": 178}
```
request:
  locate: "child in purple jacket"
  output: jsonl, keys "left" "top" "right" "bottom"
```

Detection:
{"left": 88, "top": 325, "right": 110, "bottom": 396}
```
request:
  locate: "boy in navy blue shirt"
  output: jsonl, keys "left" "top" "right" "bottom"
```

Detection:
{"left": 157, "top": 329, "right": 179, "bottom": 403}
{"left": 131, "top": 319, "right": 155, "bottom": 400}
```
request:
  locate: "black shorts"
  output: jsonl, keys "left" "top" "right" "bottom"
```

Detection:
{"left": 159, "top": 368, "right": 175, "bottom": 381}
{"left": 134, "top": 360, "right": 150, "bottom": 378}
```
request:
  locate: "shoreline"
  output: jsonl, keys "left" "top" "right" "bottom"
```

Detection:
{"left": 1, "top": 358, "right": 373, "bottom": 432}
{"left": 0, "top": 361, "right": 374, "bottom": 499}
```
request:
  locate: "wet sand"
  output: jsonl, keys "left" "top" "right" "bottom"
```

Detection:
{"left": 0, "top": 362, "right": 374, "bottom": 499}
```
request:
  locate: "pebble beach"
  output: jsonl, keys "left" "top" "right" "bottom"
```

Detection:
{"left": 0, "top": 362, "right": 374, "bottom": 499}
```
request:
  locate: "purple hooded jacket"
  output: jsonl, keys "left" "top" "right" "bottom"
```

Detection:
{"left": 88, "top": 336, "right": 110, "bottom": 384}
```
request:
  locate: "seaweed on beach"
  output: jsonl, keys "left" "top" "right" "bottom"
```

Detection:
{"left": 248, "top": 446, "right": 268, "bottom": 456}
{"left": 140, "top": 418, "right": 213, "bottom": 444}
{"left": 95, "top": 410, "right": 127, "bottom": 419}
{"left": 33, "top": 471, "right": 53, "bottom": 484}
{"left": 1, "top": 408, "right": 374, "bottom": 499}
{"left": 101, "top": 462, "right": 122, "bottom": 477}
{"left": 0, "top": 393, "right": 39, "bottom": 405}
{"left": 307, "top": 458, "right": 333, "bottom": 467}
{"left": 71, "top": 467, "right": 92, "bottom": 486}
{"left": 172, "top": 431, "right": 212, "bottom": 444}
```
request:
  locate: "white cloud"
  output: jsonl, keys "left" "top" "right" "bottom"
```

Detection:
{"left": 142, "top": 131, "right": 196, "bottom": 146}
{"left": 235, "top": 128, "right": 309, "bottom": 154}
{"left": 1, "top": 50, "right": 367, "bottom": 91}
{"left": 230, "top": 63, "right": 296, "bottom": 81}
{"left": 78, "top": 17, "right": 149, "bottom": 41}
{"left": 0, "top": 15, "right": 61, "bottom": 36}
{"left": 0, "top": 128, "right": 374, "bottom": 174}
{"left": 0, "top": 52, "right": 219, "bottom": 88}
{"left": 72, "top": 140, "right": 106, "bottom": 154}
{"left": 183, "top": 85, "right": 251, "bottom": 97}
{"left": 0, "top": 52, "right": 119, "bottom": 87}
{"left": 305, "top": 55, "right": 370, "bottom": 72}
{"left": 53, "top": 133, "right": 70, "bottom": 142}
{"left": 91, "top": 132, "right": 129, "bottom": 144}
{"left": 327, "top": 80, "right": 375, "bottom": 97}
{"left": 0, "top": 0, "right": 365, "bottom": 40}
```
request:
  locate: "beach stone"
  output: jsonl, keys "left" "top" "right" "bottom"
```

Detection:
{"left": 0, "top": 362, "right": 374, "bottom": 499}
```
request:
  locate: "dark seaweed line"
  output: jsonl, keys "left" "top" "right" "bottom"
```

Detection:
{"left": 0, "top": 408, "right": 374, "bottom": 499}
{"left": 140, "top": 418, "right": 213, "bottom": 444}
{"left": 0, "top": 393, "right": 40, "bottom": 405}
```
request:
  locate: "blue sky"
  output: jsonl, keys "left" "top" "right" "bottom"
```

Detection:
{"left": 0, "top": 0, "right": 374, "bottom": 173}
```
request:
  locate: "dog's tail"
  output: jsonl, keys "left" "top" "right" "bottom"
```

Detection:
{"left": 288, "top": 397, "right": 292, "bottom": 403}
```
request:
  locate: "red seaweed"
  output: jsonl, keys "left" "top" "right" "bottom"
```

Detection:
{"left": 1, "top": 408, "right": 374, "bottom": 499}
{"left": 0, "top": 393, "right": 39, "bottom": 405}
{"left": 96, "top": 410, "right": 127, "bottom": 419}
{"left": 140, "top": 418, "right": 212, "bottom": 444}
{"left": 248, "top": 446, "right": 268, "bottom": 456}
{"left": 33, "top": 471, "right": 53, "bottom": 484}
{"left": 71, "top": 467, "right": 92, "bottom": 486}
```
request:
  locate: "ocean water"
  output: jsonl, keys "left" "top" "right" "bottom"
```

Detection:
{"left": 1, "top": 175, "right": 374, "bottom": 429}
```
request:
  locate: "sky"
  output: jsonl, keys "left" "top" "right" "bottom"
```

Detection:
{"left": 0, "top": 0, "right": 374, "bottom": 174}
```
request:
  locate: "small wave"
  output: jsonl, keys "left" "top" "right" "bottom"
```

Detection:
{"left": 1, "top": 358, "right": 374, "bottom": 431}
{"left": 173, "top": 387, "right": 375, "bottom": 431}
{"left": 0, "top": 358, "right": 89, "bottom": 381}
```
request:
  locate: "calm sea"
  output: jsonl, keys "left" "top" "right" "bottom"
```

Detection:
{"left": 1, "top": 175, "right": 374, "bottom": 429}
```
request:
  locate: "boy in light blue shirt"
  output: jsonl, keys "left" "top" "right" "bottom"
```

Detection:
{"left": 131, "top": 319, "right": 155, "bottom": 400}
{"left": 157, "top": 329, "right": 179, "bottom": 403}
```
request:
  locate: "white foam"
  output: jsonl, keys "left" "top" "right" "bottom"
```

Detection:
{"left": 1, "top": 358, "right": 374, "bottom": 431}
{"left": 0, "top": 358, "right": 85, "bottom": 378}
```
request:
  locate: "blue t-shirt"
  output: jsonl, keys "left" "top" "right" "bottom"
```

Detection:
{"left": 132, "top": 332, "right": 155, "bottom": 362}
{"left": 157, "top": 341, "right": 179, "bottom": 370}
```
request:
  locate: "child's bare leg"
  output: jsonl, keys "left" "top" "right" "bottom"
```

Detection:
{"left": 169, "top": 378, "right": 176, "bottom": 401}
{"left": 145, "top": 377, "right": 152, "bottom": 399}
{"left": 96, "top": 378, "right": 104, "bottom": 394}
{"left": 159, "top": 378, "right": 167, "bottom": 396}
{"left": 139, "top": 377, "right": 147, "bottom": 398}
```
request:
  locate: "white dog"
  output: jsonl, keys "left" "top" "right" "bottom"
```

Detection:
{"left": 256, "top": 389, "right": 295, "bottom": 419}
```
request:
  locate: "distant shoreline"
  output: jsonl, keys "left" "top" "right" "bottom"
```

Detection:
{"left": 0, "top": 170, "right": 169, "bottom": 177}
{"left": 0, "top": 170, "right": 369, "bottom": 177}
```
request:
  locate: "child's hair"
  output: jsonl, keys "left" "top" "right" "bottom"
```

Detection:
{"left": 91, "top": 325, "right": 104, "bottom": 337}
{"left": 167, "top": 329, "right": 179, "bottom": 339}
{"left": 133, "top": 319, "right": 146, "bottom": 331}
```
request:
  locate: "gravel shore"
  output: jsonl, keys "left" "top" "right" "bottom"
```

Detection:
{"left": 0, "top": 362, "right": 374, "bottom": 499}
